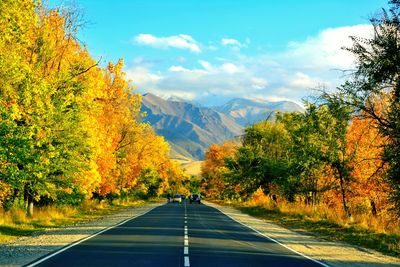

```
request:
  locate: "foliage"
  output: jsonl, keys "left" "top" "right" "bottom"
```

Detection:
{"left": 201, "top": 99, "right": 396, "bottom": 221}
{"left": 200, "top": 142, "right": 237, "bottom": 198}
{"left": 327, "top": 0, "right": 400, "bottom": 214}
{"left": 0, "top": 0, "right": 183, "bottom": 216}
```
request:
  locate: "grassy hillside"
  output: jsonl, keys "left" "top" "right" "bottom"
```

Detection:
{"left": 174, "top": 159, "right": 203, "bottom": 176}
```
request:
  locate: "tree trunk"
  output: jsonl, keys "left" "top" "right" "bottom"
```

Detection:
{"left": 27, "top": 194, "right": 34, "bottom": 217}
{"left": 24, "top": 183, "right": 34, "bottom": 217}
{"left": 370, "top": 198, "right": 377, "bottom": 216}
{"left": 338, "top": 168, "right": 351, "bottom": 218}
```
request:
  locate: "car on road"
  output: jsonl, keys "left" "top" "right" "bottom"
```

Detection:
{"left": 189, "top": 193, "right": 201, "bottom": 204}
{"left": 172, "top": 194, "right": 182, "bottom": 203}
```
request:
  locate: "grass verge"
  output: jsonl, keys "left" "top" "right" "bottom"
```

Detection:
{"left": 212, "top": 199, "right": 400, "bottom": 258}
{"left": 0, "top": 198, "right": 158, "bottom": 243}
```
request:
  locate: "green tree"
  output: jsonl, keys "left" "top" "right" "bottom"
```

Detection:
{"left": 278, "top": 100, "right": 353, "bottom": 217}
{"left": 225, "top": 121, "right": 291, "bottom": 199}
{"left": 0, "top": 2, "right": 94, "bottom": 216}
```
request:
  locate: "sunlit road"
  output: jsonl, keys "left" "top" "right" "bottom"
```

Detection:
{"left": 27, "top": 202, "right": 326, "bottom": 267}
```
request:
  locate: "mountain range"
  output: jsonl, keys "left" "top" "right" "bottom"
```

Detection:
{"left": 140, "top": 93, "right": 303, "bottom": 160}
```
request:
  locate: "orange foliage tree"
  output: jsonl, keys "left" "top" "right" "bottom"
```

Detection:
{"left": 346, "top": 117, "right": 390, "bottom": 216}
{"left": 200, "top": 142, "right": 238, "bottom": 198}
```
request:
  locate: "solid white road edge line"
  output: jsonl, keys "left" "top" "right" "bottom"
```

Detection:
{"left": 206, "top": 203, "right": 331, "bottom": 267}
{"left": 184, "top": 256, "right": 190, "bottom": 267}
{"left": 26, "top": 203, "right": 163, "bottom": 267}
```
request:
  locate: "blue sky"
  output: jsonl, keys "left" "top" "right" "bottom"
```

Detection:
{"left": 51, "top": 0, "right": 388, "bottom": 106}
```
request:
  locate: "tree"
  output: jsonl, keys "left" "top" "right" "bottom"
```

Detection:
{"left": 329, "top": 0, "right": 400, "bottom": 213}
{"left": 0, "top": 0, "right": 185, "bottom": 213}
{"left": 0, "top": 2, "right": 95, "bottom": 216}
{"left": 225, "top": 121, "right": 291, "bottom": 199}
{"left": 346, "top": 117, "right": 390, "bottom": 216}
{"left": 201, "top": 142, "right": 237, "bottom": 198}
{"left": 278, "top": 100, "right": 354, "bottom": 217}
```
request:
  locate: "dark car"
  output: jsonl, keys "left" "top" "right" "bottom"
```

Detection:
{"left": 189, "top": 193, "right": 201, "bottom": 204}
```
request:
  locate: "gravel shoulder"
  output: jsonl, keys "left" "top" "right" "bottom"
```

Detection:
{"left": 0, "top": 202, "right": 163, "bottom": 267}
{"left": 206, "top": 201, "right": 400, "bottom": 267}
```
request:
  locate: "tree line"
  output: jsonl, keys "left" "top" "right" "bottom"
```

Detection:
{"left": 0, "top": 0, "right": 186, "bottom": 216}
{"left": 201, "top": 0, "right": 400, "bottom": 218}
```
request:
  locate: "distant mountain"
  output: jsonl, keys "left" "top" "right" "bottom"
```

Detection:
{"left": 140, "top": 94, "right": 304, "bottom": 160}
{"left": 214, "top": 98, "right": 304, "bottom": 126}
{"left": 141, "top": 93, "right": 242, "bottom": 160}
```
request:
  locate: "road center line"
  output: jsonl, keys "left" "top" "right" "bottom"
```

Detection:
{"left": 184, "top": 256, "right": 190, "bottom": 267}
{"left": 183, "top": 200, "right": 190, "bottom": 266}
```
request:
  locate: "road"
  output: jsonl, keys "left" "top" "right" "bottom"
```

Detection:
{"left": 27, "top": 201, "right": 327, "bottom": 267}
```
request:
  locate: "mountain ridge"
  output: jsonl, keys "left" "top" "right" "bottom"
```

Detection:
{"left": 141, "top": 93, "right": 242, "bottom": 159}
{"left": 140, "top": 93, "right": 304, "bottom": 159}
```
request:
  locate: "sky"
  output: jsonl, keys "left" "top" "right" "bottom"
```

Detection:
{"left": 51, "top": 0, "right": 389, "bottom": 106}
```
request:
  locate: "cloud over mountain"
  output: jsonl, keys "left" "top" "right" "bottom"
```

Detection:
{"left": 128, "top": 24, "right": 374, "bottom": 107}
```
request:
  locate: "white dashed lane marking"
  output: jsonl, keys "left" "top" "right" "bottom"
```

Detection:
{"left": 184, "top": 256, "right": 190, "bottom": 267}
{"left": 183, "top": 201, "right": 190, "bottom": 266}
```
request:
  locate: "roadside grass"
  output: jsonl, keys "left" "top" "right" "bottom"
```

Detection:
{"left": 237, "top": 205, "right": 400, "bottom": 257}
{"left": 0, "top": 198, "right": 151, "bottom": 243}
{"left": 215, "top": 192, "right": 400, "bottom": 257}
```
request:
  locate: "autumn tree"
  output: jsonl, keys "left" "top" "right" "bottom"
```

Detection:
{"left": 0, "top": 1, "right": 183, "bottom": 214}
{"left": 201, "top": 142, "right": 237, "bottom": 198}
{"left": 327, "top": 0, "right": 400, "bottom": 213}
{"left": 0, "top": 1, "right": 97, "bottom": 215}
{"left": 346, "top": 117, "right": 390, "bottom": 216}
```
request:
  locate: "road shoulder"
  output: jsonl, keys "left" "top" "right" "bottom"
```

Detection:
{"left": 205, "top": 201, "right": 400, "bottom": 267}
{"left": 0, "top": 202, "right": 163, "bottom": 267}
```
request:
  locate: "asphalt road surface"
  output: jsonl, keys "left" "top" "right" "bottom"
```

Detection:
{"left": 26, "top": 201, "right": 327, "bottom": 267}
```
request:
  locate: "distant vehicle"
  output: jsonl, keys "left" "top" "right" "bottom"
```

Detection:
{"left": 189, "top": 193, "right": 201, "bottom": 204}
{"left": 172, "top": 194, "right": 182, "bottom": 203}
{"left": 181, "top": 194, "right": 186, "bottom": 200}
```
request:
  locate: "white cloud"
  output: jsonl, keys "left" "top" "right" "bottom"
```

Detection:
{"left": 198, "top": 60, "right": 214, "bottom": 72}
{"left": 221, "top": 63, "right": 240, "bottom": 74}
{"left": 134, "top": 33, "right": 201, "bottom": 53}
{"left": 221, "top": 38, "right": 242, "bottom": 47}
{"left": 221, "top": 37, "right": 247, "bottom": 52}
{"left": 251, "top": 77, "right": 268, "bottom": 89}
{"left": 127, "top": 24, "right": 374, "bottom": 106}
{"left": 168, "top": 65, "right": 190, "bottom": 72}
{"left": 125, "top": 66, "right": 163, "bottom": 88}
{"left": 168, "top": 65, "right": 207, "bottom": 75}
{"left": 283, "top": 24, "right": 373, "bottom": 70}
{"left": 288, "top": 72, "right": 322, "bottom": 89}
